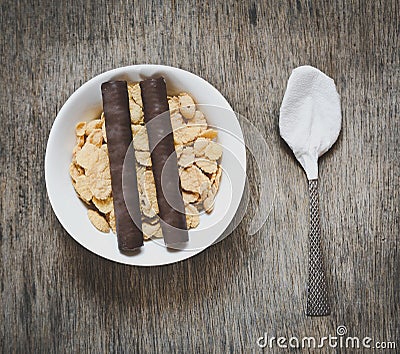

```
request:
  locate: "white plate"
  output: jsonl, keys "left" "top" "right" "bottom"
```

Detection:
{"left": 45, "top": 65, "right": 246, "bottom": 266}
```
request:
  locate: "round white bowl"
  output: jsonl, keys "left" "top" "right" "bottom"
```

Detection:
{"left": 45, "top": 65, "right": 246, "bottom": 266}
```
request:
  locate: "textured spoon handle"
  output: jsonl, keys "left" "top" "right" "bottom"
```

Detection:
{"left": 306, "top": 179, "right": 331, "bottom": 316}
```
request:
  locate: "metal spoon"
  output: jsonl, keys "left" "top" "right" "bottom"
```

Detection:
{"left": 279, "top": 66, "right": 342, "bottom": 316}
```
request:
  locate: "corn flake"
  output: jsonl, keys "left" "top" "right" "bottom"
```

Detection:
{"left": 88, "top": 209, "right": 110, "bottom": 233}
{"left": 74, "top": 175, "right": 93, "bottom": 202}
{"left": 185, "top": 204, "right": 200, "bottom": 228}
{"left": 180, "top": 165, "right": 210, "bottom": 194}
{"left": 135, "top": 151, "right": 152, "bottom": 166}
{"left": 195, "top": 158, "right": 217, "bottom": 174}
{"left": 85, "top": 119, "right": 102, "bottom": 135}
{"left": 92, "top": 196, "right": 114, "bottom": 214}
{"left": 178, "top": 147, "right": 195, "bottom": 167}
{"left": 179, "top": 93, "right": 196, "bottom": 119}
{"left": 87, "top": 129, "right": 103, "bottom": 147}
{"left": 205, "top": 141, "right": 223, "bottom": 160}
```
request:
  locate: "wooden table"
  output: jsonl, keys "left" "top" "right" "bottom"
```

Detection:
{"left": 1, "top": 0, "right": 398, "bottom": 352}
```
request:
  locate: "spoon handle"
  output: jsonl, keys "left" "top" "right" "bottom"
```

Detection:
{"left": 306, "top": 179, "right": 331, "bottom": 316}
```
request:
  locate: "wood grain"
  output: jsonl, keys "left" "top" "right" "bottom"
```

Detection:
{"left": 1, "top": 0, "right": 399, "bottom": 352}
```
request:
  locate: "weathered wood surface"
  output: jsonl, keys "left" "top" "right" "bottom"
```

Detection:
{"left": 0, "top": 0, "right": 398, "bottom": 352}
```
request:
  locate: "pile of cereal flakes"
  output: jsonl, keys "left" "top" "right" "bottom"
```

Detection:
{"left": 70, "top": 83, "right": 222, "bottom": 240}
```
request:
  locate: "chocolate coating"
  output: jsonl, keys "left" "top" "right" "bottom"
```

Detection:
{"left": 140, "top": 77, "right": 188, "bottom": 245}
{"left": 101, "top": 81, "right": 143, "bottom": 251}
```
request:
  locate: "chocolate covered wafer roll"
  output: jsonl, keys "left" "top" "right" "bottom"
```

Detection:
{"left": 101, "top": 81, "right": 143, "bottom": 251}
{"left": 140, "top": 77, "right": 188, "bottom": 245}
